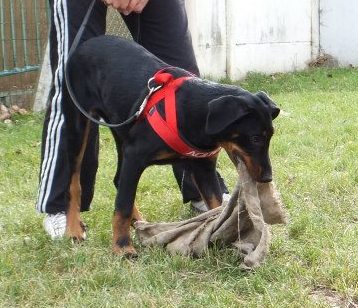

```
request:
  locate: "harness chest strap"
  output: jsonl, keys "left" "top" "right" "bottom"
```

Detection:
{"left": 142, "top": 70, "right": 221, "bottom": 158}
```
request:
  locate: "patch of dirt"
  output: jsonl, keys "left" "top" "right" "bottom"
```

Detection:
{"left": 308, "top": 54, "right": 339, "bottom": 68}
{"left": 310, "top": 286, "right": 358, "bottom": 308}
{"left": 0, "top": 104, "right": 28, "bottom": 124}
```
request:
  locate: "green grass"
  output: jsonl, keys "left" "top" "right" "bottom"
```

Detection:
{"left": 1, "top": 68, "right": 357, "bottom": 307}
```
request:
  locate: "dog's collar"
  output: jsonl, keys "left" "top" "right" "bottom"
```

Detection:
{"left": 140, "top": 69, "right": 221, "bottom": 158}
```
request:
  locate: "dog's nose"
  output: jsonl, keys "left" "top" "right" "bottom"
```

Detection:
{"left": 258, "top": 173, "right": 272, "bottom": 183}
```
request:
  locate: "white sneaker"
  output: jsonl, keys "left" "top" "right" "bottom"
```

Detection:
{"left": 43, "top": 212, "right": 67, "bottom": 240}
{"left": 222, "top": 193, "right": 231, "bottom": 203}
{"left": 190, "top": 200, "right": 208, "bottom": 213}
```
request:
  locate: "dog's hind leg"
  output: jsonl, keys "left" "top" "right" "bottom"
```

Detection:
{"left": 190, "top": 158, "right": 223, "bottom": 210}
{"left": 131, "top": 205, "right": 143, "bottom": 223}
{"left": 66, "top": 118, "right": 91, "bottom": 241}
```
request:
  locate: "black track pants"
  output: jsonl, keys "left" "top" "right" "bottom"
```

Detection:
{"left": 37, "top": 0, "right": 106, "bottom": 214}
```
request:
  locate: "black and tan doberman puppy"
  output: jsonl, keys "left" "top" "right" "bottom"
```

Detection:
{"left": 66, "top": 36, "right": 280, "bottom": 257}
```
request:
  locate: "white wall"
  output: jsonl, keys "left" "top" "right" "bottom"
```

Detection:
{"left": 226, "top": 0, "right": 313, "bottom": 80}
{"left": 320, "top": 0, "right": 358, "bottom": 66}
{"left": 185, "top": 0, "right": 227, "bottom": 79}
{"left": 187, "top": 0, "right": 357, "bottom": 80}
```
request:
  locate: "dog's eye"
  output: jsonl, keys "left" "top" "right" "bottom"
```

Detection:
{"left": 250, "top": 135, "right": 262, "bottom": 144}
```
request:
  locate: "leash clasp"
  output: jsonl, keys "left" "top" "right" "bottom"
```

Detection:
{"left": 135, "top": 69, "right": 175, "bottom": 119}
{"left": 135, "top": 77, "right": 163, "bottom": 119}
{"left": 147, "top": 76, "right": 163, "bottom": 93}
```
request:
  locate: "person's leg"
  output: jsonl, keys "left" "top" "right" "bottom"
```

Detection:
{"left": 121, "top": 0, "right": 228, "bottom": 204}
{"left": 37, "top": 0, "right": 106, "bottom": 238}
{"left": 121, "top": 0, "right": 199, "bottom": 74}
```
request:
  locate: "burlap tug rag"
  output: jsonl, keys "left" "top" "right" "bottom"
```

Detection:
{"left": 135, "top": 161, "right": 288, "bottom": 269}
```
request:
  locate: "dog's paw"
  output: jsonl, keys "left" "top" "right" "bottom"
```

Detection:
{"left": 66, "top": 221, "right": 87, "bottom": 242}
{"left": 112, "top": 244, "right": 138, "bottom": 259}
{"left": 69, "top": 232, "right": 87, "bottom": 243}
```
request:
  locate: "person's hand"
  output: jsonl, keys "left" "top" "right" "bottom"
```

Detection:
{"left": 104, "top": 0, "right": 149, "bottom": 15}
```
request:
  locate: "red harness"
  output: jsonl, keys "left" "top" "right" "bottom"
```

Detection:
{"left": 140, "top": 69, "right": 220, "bottom": 158}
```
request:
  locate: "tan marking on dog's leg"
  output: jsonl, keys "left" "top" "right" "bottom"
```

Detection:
{"left": 207, "top": 195, "right": 221, "bottom": 209}
{"left": 66, "top": 172, "right": 86, "bottom": 240}
{"left": 66, "top": 120, "right": 90, "bottom": 241}
{"left": 112, "top": 211, "right": 137, "bottom": 257}
{"left": 132, "top": 204, "right": 144, "bottom": 222}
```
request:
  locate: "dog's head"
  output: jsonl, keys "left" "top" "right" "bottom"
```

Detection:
{"left": 205, "top": 91, "right": 280, "bottom": 182}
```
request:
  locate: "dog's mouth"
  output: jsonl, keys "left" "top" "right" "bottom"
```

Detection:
{"left": 225, "top": 149, "right": 272, "bottom": 183}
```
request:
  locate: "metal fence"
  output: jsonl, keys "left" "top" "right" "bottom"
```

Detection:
{"left": 106, "top": 7, "right": 131, "bottom": 38}
{"left": 33, "top": 7, "right": 132, "bottom": 111}
{"left": 0, "top": 0, "right": 49, "bottom": 77}
{"left": 0, "top": 2, "right": 131, "bottom": 78}
{"left": 0, "top": 3, "right": 131, "bottom": 108}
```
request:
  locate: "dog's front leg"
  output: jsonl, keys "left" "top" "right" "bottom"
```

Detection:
{"left": 112, "top": 153, "right": 145, "bottom": 258}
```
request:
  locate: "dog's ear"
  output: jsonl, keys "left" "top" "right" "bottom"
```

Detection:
{"left": 205, "top": 95, "right": 251, "bottom": 135}
{"left": 256, "top": 91, "right": 280, "bottom": 119}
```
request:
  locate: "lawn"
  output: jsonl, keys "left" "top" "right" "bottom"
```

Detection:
{"left": 0, "top": 68, "right": 357, "bottom": 307}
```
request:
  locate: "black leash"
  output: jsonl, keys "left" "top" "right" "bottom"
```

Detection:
{"left": 64, "top": 0, "right": 147, "bottom": 128}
